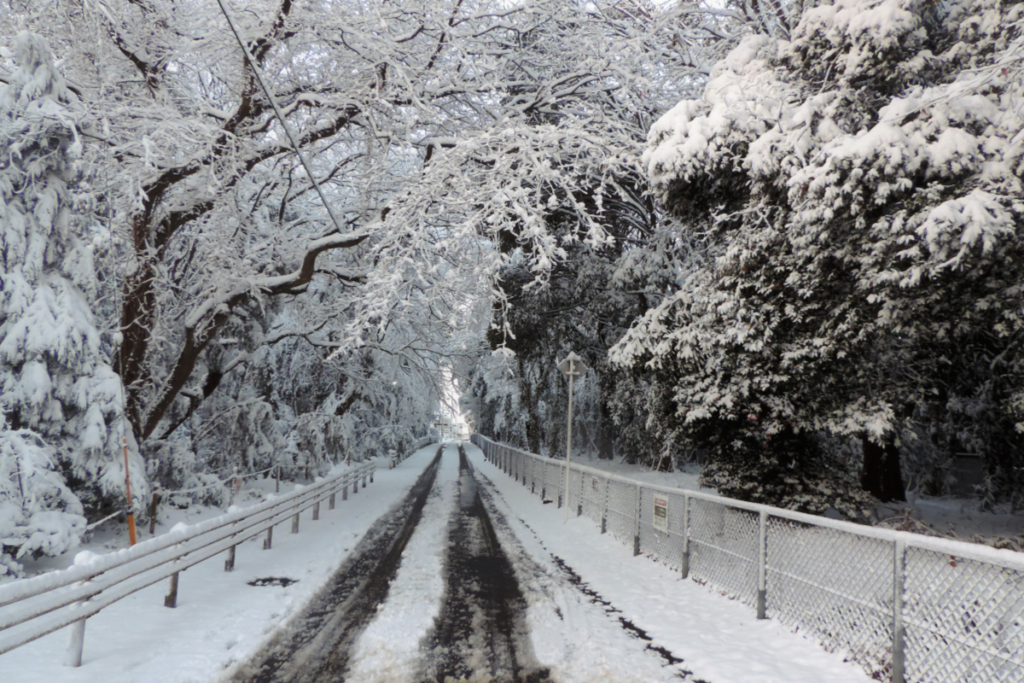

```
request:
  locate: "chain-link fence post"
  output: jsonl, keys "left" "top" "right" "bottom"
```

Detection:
{"left": 600, "top": 477, "right": 610, "bottom": 534}
{"left": 558, "top": 463, "right": 564, "bottom": 508}
{"left": 681, "top": 492, "right": 690, "bottom": 578}
{"left": 757, "top": 509, "right": 767, "bottom": 619}
{"left": 892, "top": 539, "right": 906, "bottom": 683}
{"left": 577, "top": 471, "right": 583, "bottom": 517}
{"left": 633, "top": 484, "right": 641, "bottom": 556}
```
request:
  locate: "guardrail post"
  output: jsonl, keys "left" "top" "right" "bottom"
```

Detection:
{"left": 264, "top": 525, "right": 273, "bottom": 550}
{"left": 313, "top": 501, "right": 320, "bottom": 521}
{"left": 225, "top": 544, "right": 236, "bottom": 572}
{"left": 892, "top": 539, "right": 906, "bottom": 683}
{"left": 757, "top": 509, "right": 767, "bottom": 619}
{"left": 164, "top": 571, "right": 179, "bottom": 608}
{"left": 633, "top": 484, "right": 641, "bottom": 556}
{"left": 64, "top": 607, "right": 87, "bottom": 667}
{"left": 681, "top": 493, "right": 690, "bottom": 578}
{"left": 329, "top": 492, "right": 336, "bottom": 510}
{"left": 370, "top": 468, "right": 374, "bottom": 483}
{"left": 291, "top": 512, "right": 300, "bottom": 534}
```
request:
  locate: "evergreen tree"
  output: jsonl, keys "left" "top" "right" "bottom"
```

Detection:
{"left": 0, "top": 32, "right": 146, "bottom": 557}
{"left": 615, "top": 0, "right": 1024, "bottom": 514}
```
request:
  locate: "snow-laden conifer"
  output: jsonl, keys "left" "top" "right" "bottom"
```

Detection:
{"left": 0, "top": 413, "right": 85, "bottom": 576}
{"left": 616, "top": 0, "right": 1024, "bottom": 512}
{"left": 0, "top": 32, "right": 146, "bottom": 555}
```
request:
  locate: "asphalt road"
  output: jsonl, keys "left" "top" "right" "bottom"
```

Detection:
{"left": 230, "top": 444, "right": 689, "bottom": 683}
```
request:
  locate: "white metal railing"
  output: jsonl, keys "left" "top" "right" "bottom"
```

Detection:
{"left": 471, "top": 434, "right": 1024, "bottom": 683}
{"left": 0, "top": 460, "right": 377, "bottom": 667}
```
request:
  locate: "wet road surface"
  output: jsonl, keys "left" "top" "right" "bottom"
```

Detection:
{"left": 418, "top": 445, "right": 550, "bottom": 682}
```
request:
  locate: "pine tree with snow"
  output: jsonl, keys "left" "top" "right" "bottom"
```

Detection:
{"left": 0, "top": 32, "right": 146, "bottom": 558}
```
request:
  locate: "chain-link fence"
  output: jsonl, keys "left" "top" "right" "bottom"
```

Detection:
{"left": 470, "top": 434, "right": 1024, "bottom": 683}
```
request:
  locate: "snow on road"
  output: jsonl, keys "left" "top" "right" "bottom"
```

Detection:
{"left": 466, "top": 441, "right": 876, "bottom": 683}
{"left": 2, "top": 441, "right": 880, "bottom": 683}
{"left": 342, "top": 445, "right": 458, "bottom": 682}
{"left": 0, "top": 445, "right": 442, "bottom": 683}
{"left": 473, "top": 451, "right": 689, "bottom": 682}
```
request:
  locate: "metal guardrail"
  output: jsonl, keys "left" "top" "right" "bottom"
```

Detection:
{"left": 0, "top": 460, "right": 376, "bottom": 667}
{"left": 471, "top": 434, "right": 1024, "bottom": 683}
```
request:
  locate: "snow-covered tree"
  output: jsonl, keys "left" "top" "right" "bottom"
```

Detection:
{"left": 2, "top": 0, "right": 735, "bottom": 482}
{"left": 0, "top": 414, "right": 85, "bottom": 576}
{"left": 450, "top": 0, "right": 757, "bottom": 465}
{"left": 615, "top": 0, "right": 1024, "bottom": 512}
{"left": 0, "top": 32, "right": 142, "bottom": 566}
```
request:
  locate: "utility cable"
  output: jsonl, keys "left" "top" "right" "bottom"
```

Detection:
{"left": 214, "top": 0, "right": 348, "bottom": 237}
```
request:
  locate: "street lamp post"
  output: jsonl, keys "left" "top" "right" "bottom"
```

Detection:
{"left": 557, "top": 351, "right": 587, "bottom": 523}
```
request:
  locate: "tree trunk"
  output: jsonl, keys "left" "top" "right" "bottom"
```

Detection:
{"left": 861, "top": 437, "right": 906, "bottom": 502}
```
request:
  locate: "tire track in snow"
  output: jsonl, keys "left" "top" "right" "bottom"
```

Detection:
{"left": 227, "top": 446, "right": 445, "bottom": 683}
{"left": 466, "top": 445, "right": 698, "bottom": 683}
{"left": 341, "top": 445, "right": 460, "bottom": 682}
{"left": 418, "top": 445, "right": 551, "bottom": 683}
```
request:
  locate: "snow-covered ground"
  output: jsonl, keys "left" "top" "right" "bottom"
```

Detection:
{"left": 338, "top": 444, "right": 703, "bottom": 682}
{"left": 568, "top": 451, "right": 710, "bottom": 494}
{"left": 547, "top": 450, "right": 1023, "bottom": 544}
{"left": 899, "top": 495, "right": 1024, "bottom": 544}
{"left": 466, "top": 442, "right": 876, "bottom": 683}
{"left": 2, "top": 440, "right": 1014, "bottom": 683}
{"left": 0, "top": 445, "right": 441, "bottom": 683}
